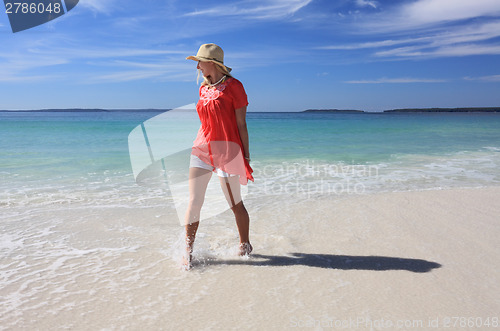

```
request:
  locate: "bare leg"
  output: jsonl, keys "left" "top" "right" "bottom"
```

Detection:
{"left": 183, "top": 167, "right": 212, "bottom": 267}
{"left": 233, "top": 201, "right": 252, "bottom": 255}
{"left": 219, "top": 176, "right": 252, "bottom": 256}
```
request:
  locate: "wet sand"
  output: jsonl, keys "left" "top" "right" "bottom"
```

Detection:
{"left": 2, "top": 187, "right": 499, "bottom": 330}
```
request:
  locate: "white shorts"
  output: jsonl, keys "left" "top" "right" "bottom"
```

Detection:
{"left": 189, "top": 154, "right": 236, "bottom": 178}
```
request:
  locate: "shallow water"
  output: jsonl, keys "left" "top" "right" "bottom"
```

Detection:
{"left": 1, "top": 110, "right": 500, "bottom": 329}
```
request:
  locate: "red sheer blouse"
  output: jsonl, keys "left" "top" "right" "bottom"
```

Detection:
{"left": 191, "top": 78, "right": 254, "bottom": 185}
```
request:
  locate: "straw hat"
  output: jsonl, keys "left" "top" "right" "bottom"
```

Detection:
{"left": 186, "top": 43, "right": 232, "bottom": 74}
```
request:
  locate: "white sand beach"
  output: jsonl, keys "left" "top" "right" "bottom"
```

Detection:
{"left": 2, "top": 186, "right": 499, "bottom": 330}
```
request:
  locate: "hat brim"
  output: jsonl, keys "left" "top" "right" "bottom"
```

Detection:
{"left": 186, "top": 56, "right": 232, "bottom": 73}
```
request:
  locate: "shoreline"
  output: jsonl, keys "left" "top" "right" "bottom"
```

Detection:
{"left": 1, "top": 186, "right": 499, "bottom": 329}
{"left": 3, "top": 107, "right": 500, "bottom": 113}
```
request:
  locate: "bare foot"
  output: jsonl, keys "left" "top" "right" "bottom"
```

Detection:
{"left": 180, "top": 239, "right": 193, "bottom": 270}
{"left": 239, "top": 242, "right": 253, "bottom": 256}
{"left": 180, "top": 253, "right": 191, "bottom": 270}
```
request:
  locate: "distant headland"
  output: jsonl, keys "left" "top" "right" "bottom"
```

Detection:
{"left": 2, "top": 107, "right": 500, "bottom": 113}
{"left": 383, "top": 107, "right": 500, "bottom": 113}
{"left": 303, "top": 107, "right": 500, "bottom": 113}
{"left": 303, "top": 109, "right": 365, "bottom": 113}
{"left": 0, "top": 108, "right": 169, "bottom": 113}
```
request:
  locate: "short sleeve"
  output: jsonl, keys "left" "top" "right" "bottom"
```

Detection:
{"left": 230, "top": 79, "right": 248, "bottom": 110}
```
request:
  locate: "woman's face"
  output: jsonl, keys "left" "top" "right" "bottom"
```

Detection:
{"left": 197, "top": 61, "right": 216, "bottom": 78}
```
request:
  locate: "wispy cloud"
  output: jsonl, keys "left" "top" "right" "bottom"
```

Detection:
{"left": 33, "top": 47, "right": 187, "bottom": 59}
{"left": 185, "top": 0, "right": 312, "bottom": 20}
{"left": 85, "top": 60, "right": 194, "bottom": 83}
{"left": 89, "top": 69, "right": 181, "bottom": 83}
{"left": 78, "top": 0, "right": 116, "bottom": 14}
{"left": 0, "top": 48, "right": 68, "bottom": 82}
{"left": 464, "top": 75, "right": 500, "bottom": 82}
{"left": 0, "top": 73, "right": 60, "bottom": 83}
{"left": 400, "top": 0, "right": 500, "bottom": 27}
{"left": 0, "top": 40, "right": 192, "bottom": 83}
{"left": 355, "top": 0, "right": 378, "bottom": 9}
{"left": 317, "top": 37, "right": 428, "bottom": 50}
{"left": 345, "top": 77, "right": 447, "bottom": 84}
{"left": 376, "top": 43, "right": 500, "bottom": 58}
{"left": 361, "top": 0, "right": 500, "bottom": 32}
{"left": 319, "top": 16, "right": 500, "bottom": 59}
{"left": 319, "top": 20, "right": 500, "bottom": 51}
{"left": 372, "top": 20, "right": 500, "bottom": 58}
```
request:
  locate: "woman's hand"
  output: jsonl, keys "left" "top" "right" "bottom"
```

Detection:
{"left": 235, "top": 106, "right": 250, "bottom": 162}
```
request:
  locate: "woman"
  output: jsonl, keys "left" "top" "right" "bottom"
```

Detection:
{"left": 183, "top": 43, "right": 254, "bottom": 268}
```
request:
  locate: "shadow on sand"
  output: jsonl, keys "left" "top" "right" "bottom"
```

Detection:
{"left": 197, "top": 253, "right": 441, "bottom": 273}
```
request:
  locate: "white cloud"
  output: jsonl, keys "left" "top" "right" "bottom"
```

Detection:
{"left": 89, "top": 70, "right": 193, "bottom": 83}
{"left": 320, "top": 20, "right": 500, "bottom": 50}
{"left": 355, "top": 0, "right": 378, "bottom": 9}
{"left": 345, "top": 77, "right": 447, "bottom": 84}
{"left": 360, "top": 0, "right": 500, "bottom": 32}
{"left": 317, "top": 37, "right": 429, "bottom": 50}
{"left": 401, "top": 0, "right": 500, "bottom": 27}
{"left": 0, "top": 74, "right": 59, "bottom": 83}
{"left": 78, "top": 0, "right": 116, "bottom": 14}
{"left": 90, "top": 70, "right": 164, "bottom": 83}
{"left": 37, "top": 47, "right": 186, "bottom": 59}
{"left": 432, "top": 21, "right": 500, "bottom": 46}
{"left": 84, "top": 60, "right": 194, "bottom": 83}
{"left": 376, "top": 43, "right": 500, "bottom": 58}
{"left": 464, "top": 75, "right": 500, "bottom": 82}
{"left": 320, "top": 19, "right": 500, "bottom": 59}
{"left": 0, "top": 49, "right": 68, "bottom": 82}
{"left": 0, "top": 40, "right": 192, "bottom": 83}
{"left": 185, "top": 0, "right": 312, "bottom": 20}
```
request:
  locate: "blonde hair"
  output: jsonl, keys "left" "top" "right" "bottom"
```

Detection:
{"left": 198, "top": 62, "right": 232, "bottom": 86}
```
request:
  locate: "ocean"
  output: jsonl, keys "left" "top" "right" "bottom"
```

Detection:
{"left": 1, "top": 110, "right": 500, "bottom": 329}
{"left": 2, "top": 111, "right": 500, "bottom": 205}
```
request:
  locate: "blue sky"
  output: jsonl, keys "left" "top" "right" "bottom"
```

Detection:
{"left": 1, "top": 0, "right": 500, "bottom": 112}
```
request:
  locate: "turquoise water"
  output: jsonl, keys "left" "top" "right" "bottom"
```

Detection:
{"left": 0, "top": 111, "right": 147, "bottom": 176}
{"left": 1, "top": 110, "right": 500, "bottom": 208}
{"left": 250, "top": 112, "right": 500, "bottom": 162}
{"left": 2, "top": 110, "right": 500, "bottom": 328}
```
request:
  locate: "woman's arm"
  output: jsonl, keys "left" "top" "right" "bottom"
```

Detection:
{"left": 235, "top": 106, "right": 250, "bottom": 161}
